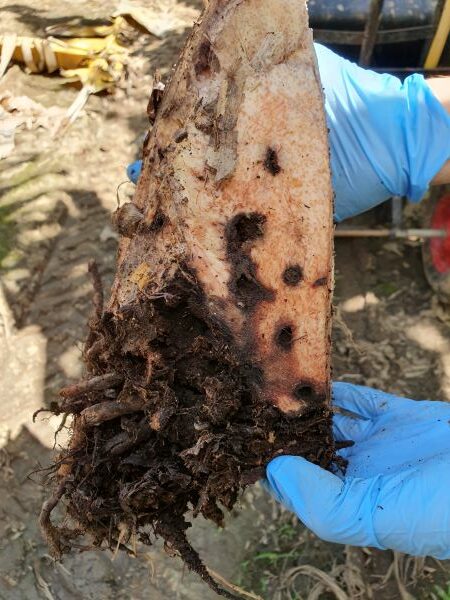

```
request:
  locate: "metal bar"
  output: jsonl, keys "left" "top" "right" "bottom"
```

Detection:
{"left": 335, "top": 228, "right": 447, "bottom": 239}
{"left": 376, "top": 25, "right": 435, "bottom": 43}
{"left": 378, "top": 67, "right": 450, "bottom": 76}
{"left": 313, "top": 30, "right": 364, "bottom": 45}
{"left": 314, "top": 25, "right": 436, "bottom": 46}
{"left": 359, "top": 0, "right": 385, "bottom": 66}
{"left": 391, "top": 196, "right": 403, "bottom": 228}
{"left": 420, "top": 0, "right": 447, "bottom": 65}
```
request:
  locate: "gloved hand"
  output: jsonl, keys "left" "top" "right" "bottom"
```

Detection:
{"left": 315, "top": 44, "right": 450, "bottom": 221}
{"left": 266, "top": 382, "right": 450, "bottom": 559}
{"left": 126, "top": 45, "right": 450, "bottom": 221}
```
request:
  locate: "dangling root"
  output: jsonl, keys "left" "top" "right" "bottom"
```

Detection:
{"left": 87, "top": 259, "right": 103, "bottom": 321}
{"left": 154, "top": 519, "right": 239, "bottom": 600}
{"left": 60, "top": 373, "right": 123, "bottom": 400}
{"left": 39, "top": 478, "right": 70, "bottom": 560}
{"left": 59, "top": 374, "right": 124, "bottom": 413}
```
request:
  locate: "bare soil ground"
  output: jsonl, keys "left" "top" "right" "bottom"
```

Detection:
{"left": 1, "top": 1, "right": 450, "bottom": 598}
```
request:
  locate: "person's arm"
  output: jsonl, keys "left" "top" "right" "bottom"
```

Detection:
{"left": 314, "top": 44, "right": 450, "bottom": 221}
{"left": 428, "top": 77, "right": 450, "bottom": 114}
{"left": 428, "top": 77, "right": 450, "bottom": 185}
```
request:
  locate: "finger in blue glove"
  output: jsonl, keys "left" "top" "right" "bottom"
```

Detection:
{"left": 266, "top": 382, "right": 450, "bottom": 558}
{"left": 126, "top": 159, "right": 143, "bottom": 184}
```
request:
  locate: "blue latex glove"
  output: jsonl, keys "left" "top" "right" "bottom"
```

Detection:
{"left": 127, "top": 159, "right": 143, "bottom": 184}
{"left": 266, "top": 383, "right": 450, "bottom": 559}
{"left": 126, "top": 45, "right": 450, "bottom": 221}
{"left": 315, "top": 44, "right": 450, "bottom": 221}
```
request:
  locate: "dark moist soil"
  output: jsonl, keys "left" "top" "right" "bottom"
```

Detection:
{"left": 41, "top": 251, "right": 334, "bottom": 597}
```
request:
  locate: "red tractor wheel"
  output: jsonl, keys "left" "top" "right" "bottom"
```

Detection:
{"left": 423, "top": 188, "right": 450, "bottom": 299}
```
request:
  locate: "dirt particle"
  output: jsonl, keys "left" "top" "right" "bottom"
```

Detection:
{"left": 147, "top": 75, "right": 165, "bottom": 125}
{"left": 174, "top": 129, "right": 188, "bottom": 143}
{"left": 282, "top": 265, "right": 303, "bottom": 286}
{"left": 194, "top": 113, "right": 213, "bottom": 133}
{"left": 276, "top": 325, "right": 293, "bottom": 351}
{"left": 264, "top": 147, "right": 281, "bottom": 176}
{"left": 150, "top": 210, "right": 168, "bottom": 231}
{"left": 313, "top": 277, "right": 328, "bottom": 287}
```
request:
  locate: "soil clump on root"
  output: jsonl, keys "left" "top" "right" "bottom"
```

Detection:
{"left": 40, "top": 264, "right": 334, "bottom": 597}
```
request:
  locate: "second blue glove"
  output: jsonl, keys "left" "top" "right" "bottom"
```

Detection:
{"left": 267, "top": 383, "right": 450, "bottom": 559}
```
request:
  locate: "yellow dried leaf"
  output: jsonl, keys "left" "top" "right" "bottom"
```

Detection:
{"left": 129, "top": 263, "right": 152, "bottom": 290}
{"left": 0, "top": 33, "right": 126, "bottom": 78}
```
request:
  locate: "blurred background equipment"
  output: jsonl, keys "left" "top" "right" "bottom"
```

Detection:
{"left": 311, "top": 0, "right": 450, "bottom": 298}
{"left": 310, "top": 0, "right": 450, "bottom": 68}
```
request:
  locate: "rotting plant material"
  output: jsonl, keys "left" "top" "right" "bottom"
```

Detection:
{"left": 40, "top": 0, "right": 335, "bottom": 596}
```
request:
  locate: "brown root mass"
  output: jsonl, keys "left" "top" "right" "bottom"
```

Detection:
{"left": 41, "top": 264, "right": 333, "bottom": 597}
{"left": 40, "top": 0, "right": 335, "bottom": 596}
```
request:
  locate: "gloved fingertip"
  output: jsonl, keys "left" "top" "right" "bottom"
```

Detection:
{"left": 332, "top": 381, "right": 359, "bottom": 405}
{"left": 266, "top": 456, "right": 294, "bottom": 496}
{"left": 266, "top": 455, "right": 341, "bottom": 511}
{"left": 266, "top": 456, "right": 309, "bottom": 508}
{"left": 126, "top": 159, "right": 143, "bottom": 184}
{"left": 267, "top": 455, "right": 333, "bottom": 484}
{"left": 267, "top": 455, "right": 351, "bottom": 542}
{"left": 266, "top": 455, "right": 306, "bottom": 482}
